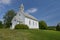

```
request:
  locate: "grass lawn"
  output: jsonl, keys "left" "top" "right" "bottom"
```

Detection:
{"left": 0, "top": 29, "right": 60, "bottom": 40}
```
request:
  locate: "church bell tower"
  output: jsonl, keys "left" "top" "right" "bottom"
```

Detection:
{"left": 20, "top": 3, "right": 24, "bottom": 12}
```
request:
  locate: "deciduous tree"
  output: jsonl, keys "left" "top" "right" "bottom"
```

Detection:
{"left": 3, "top": 10, "right": 16, "bottom": 28}
{"left": 56, "top": 23, "right": 60, "bottom": 31}
{"left": 39, "top": 20, "right": 47, "bottom": 29}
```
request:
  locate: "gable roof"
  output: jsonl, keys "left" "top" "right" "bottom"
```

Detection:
{"left": 23, "top": 13, "right": 38, "bottom": 21}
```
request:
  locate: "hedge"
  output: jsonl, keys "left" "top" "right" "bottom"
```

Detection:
{"left": 15, "top": 24, "right": 29, "bottom": 29}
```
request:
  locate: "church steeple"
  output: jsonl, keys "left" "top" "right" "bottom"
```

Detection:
{"left": 20, "top": 3, "right": 24, "bottom": 12}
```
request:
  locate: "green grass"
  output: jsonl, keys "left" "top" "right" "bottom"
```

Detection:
{"left": 0, "top": 29, "right": 60, "bottom": 40}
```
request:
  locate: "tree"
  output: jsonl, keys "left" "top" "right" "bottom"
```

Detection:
{"left": 39, "top": 20, "right": 47, "bottom": 29}
{"left": 3, "top": 10, "right": 16, "bottom": 28}
{"left": 56, "top": 23, "right": 60, "bottom": 31}
{"left": 0, "top": 21, "right": 3, "bottom": 28}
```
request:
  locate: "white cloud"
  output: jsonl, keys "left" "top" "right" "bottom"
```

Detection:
{"left": 26, "top": 8, "right": 38, "bottom": 13}
{"left": 0, "top": 0, "right": 11, "bottom": 4}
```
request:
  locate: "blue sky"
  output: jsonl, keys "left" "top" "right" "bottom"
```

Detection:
{"left": 0, "top": 0, "right": 60, "bottom": 26}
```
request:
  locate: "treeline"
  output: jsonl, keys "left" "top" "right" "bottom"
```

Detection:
{"left": 48, "top": 26, "right": 56, "bottom": 30}
{"left": 39, "top": 21, "right": 60, "bottom": 31}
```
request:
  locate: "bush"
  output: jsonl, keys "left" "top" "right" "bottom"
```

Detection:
{"left": 15, "top": 24, "right": 29, "bottom": 29}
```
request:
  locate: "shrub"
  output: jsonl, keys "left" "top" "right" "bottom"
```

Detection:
{"left": 15, "top": 24, "right": 29, "bottom": 29}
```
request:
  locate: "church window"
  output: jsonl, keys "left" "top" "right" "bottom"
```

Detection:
{"left": 29, "top": 20, "right": 31, "bottom": 25}
{"left": 35, "top": 23, "right": 37, "bottom": 26}
{"left": 19, "top": 14, "right": 21, "bottom": 16}
{"left": 33, "top": 21, "right": 34, "bottom": 26}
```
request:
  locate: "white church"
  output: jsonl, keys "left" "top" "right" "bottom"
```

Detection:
{"left": 10, "top": 4, "right": 39, "bottom": 29}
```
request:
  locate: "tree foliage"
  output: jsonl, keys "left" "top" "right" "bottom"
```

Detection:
{"left": 0, "top": 21, "right": 3, "bottom": 28}
{"left": 39, "top": 20, "right": 47, "bottom": 29}
{"left": 3, "top": 10, "right": 16, "bottom": 28}
{"left": 56, "top": 23, "right": 60, "bottom": 31}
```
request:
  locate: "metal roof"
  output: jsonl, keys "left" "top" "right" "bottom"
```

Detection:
{"left": 23, "top": 13, "right": 38, "bottom": 21}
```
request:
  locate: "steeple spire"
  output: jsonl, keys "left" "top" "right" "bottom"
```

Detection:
{"left": 20, "top": 3, "right": 24, "bottom": 12}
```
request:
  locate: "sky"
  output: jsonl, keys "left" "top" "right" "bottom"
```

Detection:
{"left": 0, "top": 0, "right": 60, "bottom": 26}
